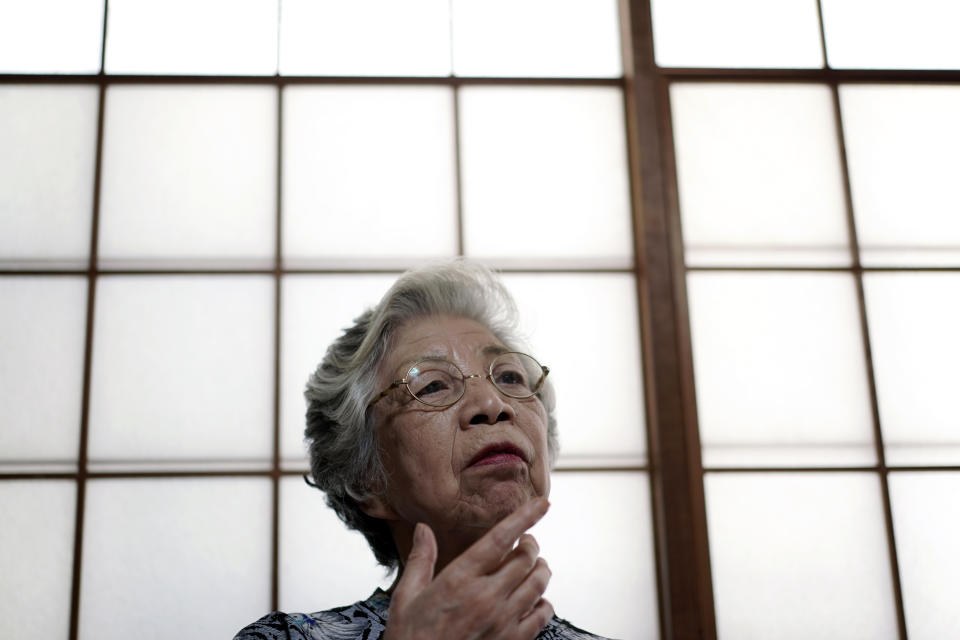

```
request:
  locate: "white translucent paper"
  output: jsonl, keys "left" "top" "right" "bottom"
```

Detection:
{"left": 502, "top": 273, "right": 646, "bottom": 465}
{"left": 863, "top": 274, "right": 960, "bottom": 465}
{"left": 531, "top": 472, "right": 658, "bottom": 640}
{"left": 651, "top": 0, "right": 823, "bottom": 68}
{"left": 0, "top": 86, "right": 97, "bottom": 267}
{"left": 104, "top": 0, "right": 278, "bottom": 75}
{"left": 706, "top": 473, "right": 897, "bottom": 639}
{"left": 98, "top": 86, "right": 276, "bottom": 267}
{"left": 671, "top": 83, "right": 850, "bottom": 267}
{"left": 80, "top": 478, "right": 272, "bottom": 640}
{"left": 688, "top": 273, "right": 875, "bottom": 467}
{"left": 889, "top": 472, "right": 960, "bottom": 639}
{"left": 0, "top": 481, "right": 75, "bottom": 639}
{"left": 840, "top": 85, "right": 960, "bottom": 267}
{"left": 0, "top": 0, "right": 103, "bottom": 73}
{"left": 280, "top": 0, "right": 450, "bottom": 76}
{"left": 459, "top": 87, "right": 632, "bottom": 267}
{"left": 822, "top": 0, "right": 960, "bottom": 69}
{"left": 280, "top": 274, "right": 396, "bottom": 466}
{"left": 282, "top": 87, "right": 456, "bottom": 267}
{"left": 451, "top": 0, "right": 622, "bottom": 77}
{"left": 0, "top": 277, "right": 86, "bottom": 471}
{"left": 88, "top": 276, "right": 274, "bottom": 469}
{"left": 279, "top": 476, "right": 392, "bottom": 610}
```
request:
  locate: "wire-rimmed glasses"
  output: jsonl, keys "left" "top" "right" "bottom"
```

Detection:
{"left": 369, "top": 351, "right": 549, "bottom": 408}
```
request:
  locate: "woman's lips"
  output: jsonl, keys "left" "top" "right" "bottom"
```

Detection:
{"left": 468, "top": 442, "right": 527, "bottom": 468}
{"left": 471, "top": 452, "right": 525, "bottom": 467}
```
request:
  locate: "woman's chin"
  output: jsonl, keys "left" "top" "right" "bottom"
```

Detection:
{"left": 471, "top": 483, "right": 539, "bottom": 526}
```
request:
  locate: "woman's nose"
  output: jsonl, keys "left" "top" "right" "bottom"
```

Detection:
{"left": 469, "top": 409, "right": 511, "bottom": 425}
{"left": 460, "top": 376, "right": 515, "bottom": 427}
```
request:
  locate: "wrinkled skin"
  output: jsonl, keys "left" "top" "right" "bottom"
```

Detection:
{"left": 363, "top": 315, "right": 553, "bottom": 640}
{"left": 385, "top": 500, "right": 553, "bottom": 640}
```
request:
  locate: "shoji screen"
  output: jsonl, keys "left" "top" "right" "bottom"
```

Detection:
{"left": 0, "top": 2, "right": 658, "bottom": 639}
{"left": 654, "top": 0, "right": 960, "bottom": 637}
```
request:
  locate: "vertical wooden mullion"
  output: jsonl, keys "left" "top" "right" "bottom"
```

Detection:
{"left": 623, "top": 1, "right": 716, "bottom": 638}
{"left": 828, "top": 81, "right": 910, "bottom": 640}
{"left": 448, "top": 0, "right": 465, "bottom": 257}
{"left": 817, "top": 1, "right": 909, "bottom": 635}
{"left": 452, "top": 82, "right": 465, "bottom": 257}
{"left": 69, "top": 1, "right": 110, "bottom": 634}
{"left": 270, "top": 77, "right": 284, "bottom": 613}
{"left": 619, "top": 4, "right": 666, "bottom": 637}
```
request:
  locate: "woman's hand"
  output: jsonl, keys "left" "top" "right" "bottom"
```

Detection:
{"left": 384, "top": 498, "right": 554, "bottom": 640}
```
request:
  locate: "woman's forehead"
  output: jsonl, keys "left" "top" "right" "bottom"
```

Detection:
{"left": 384, "top": 315, "right": 506, "bottom": 372}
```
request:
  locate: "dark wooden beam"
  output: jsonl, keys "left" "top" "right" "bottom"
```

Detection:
{"left": 622, "top": 2, "right": 716, "bottom": 638}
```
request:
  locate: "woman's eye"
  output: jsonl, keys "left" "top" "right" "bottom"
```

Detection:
{"left": 414, "top": 379, "right": 449, "bottom": 397}
{"left": 496, "top": 369, "right": 527, "bottom": 387}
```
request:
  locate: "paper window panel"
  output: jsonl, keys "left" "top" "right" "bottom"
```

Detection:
{"left": 531, "top": 472, "right": 658, "bottom": 640}
{"left": 502, "top": 273, "right": 646, "bottom": 465}
{"left": 650, "top": 0, "right": 822, "bottom": 68}
{"left": 104, "top": 0, "right": 278, "bottom": 75}
{"left": 863, "top": 273, "right": 960, "bottom": 465}
{"left": 889, "top": 472, "right": 960, "bottom": 639}
{"left": 451, "top": 0, "right": 622, "bottom": 78}
{"left": 280, "top": 274, "right": 396, "bottom": 467}
{"left": 0, "top": 85, "right": 97, "bottom": 267}
{"left": 706, "top": 472, "right": 898, "bottom": 639}
{"left": 98, "top": 86, "right": 276, "bottom": 267}
{"left": 0, "top": 481, "right": 75, "bottom": 639}
{"left": 688, "top": 273, "right": 875, "bottom": 467}
{"left": 279, "top": 0, "right": 450, "bottom": 76}
{"left": 0, "top": 0, "right": 103, "bottom": 73}
{"left": 282, "top": 87, "right": 456, "bottom": 267}
{"left": 840, "top": 85, "right": 960, "bottom": 267}
{"left": 0, "top": 277, "right": 86, "bottom": 471}
{"left": 671, "top": 83, "right": 850, "bottom": 267}
{"left": 79, "top": 478, "right": 272, "bottom": 640}
{"left": 279, "top": 476, "right": 392, "bottom": 611}
{"left": 88, "top": 276, "right": 274, "bottom": 470}
{"left": 822, "top": 0, "right": 960, "bottom": 70}
{"left": 459, "top": 87, "right": 632, "bottom": 267}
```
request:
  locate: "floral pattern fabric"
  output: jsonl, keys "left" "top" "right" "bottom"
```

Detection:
{"left": 233, "top": 589, "right": 615, "bottom": 640}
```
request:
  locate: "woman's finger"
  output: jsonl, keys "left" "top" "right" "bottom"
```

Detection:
{"left": 513, "top": 597, "right": 555, "bottom": 640}
{"left": 390, "top": 522, "right": 437, "bottom": 610}
{"left": 487, "top": 533, "right": 540, "bottom": 592}
{"left": 502, "top": 533, "right": 539, "bottom": 572}
{"left": 506, "top": 556, "right": 552, "bottom": 615}
{"left": 459, "top": 498, "right": 549, "bottom": 575}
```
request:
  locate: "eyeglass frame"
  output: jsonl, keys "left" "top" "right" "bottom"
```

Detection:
{"left": 368, "top": 351, "right": 550, "bottom": 409}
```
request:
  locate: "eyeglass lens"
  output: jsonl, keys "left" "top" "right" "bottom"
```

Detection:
{"left": 406, "top": 353, "right": 544, "bottom": 407}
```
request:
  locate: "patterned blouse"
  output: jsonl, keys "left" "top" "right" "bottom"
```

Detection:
{"left": 233, "top": 589, "right": 614, "bottom": 640}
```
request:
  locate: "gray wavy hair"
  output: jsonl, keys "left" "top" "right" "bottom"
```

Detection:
{"left": 304, "top": 260, "right": 559, "bottom": 569}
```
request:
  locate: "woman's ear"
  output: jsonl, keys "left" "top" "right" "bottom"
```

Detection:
{"left": 356, "top": 475, "right": 398, "bottom": 520}
{"left": 358, "top": 493, "right": 399, "bottom": 521}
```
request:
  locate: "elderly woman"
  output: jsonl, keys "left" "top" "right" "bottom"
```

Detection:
{"left": 235, "top": 261, "right": 611, "bottom": 640}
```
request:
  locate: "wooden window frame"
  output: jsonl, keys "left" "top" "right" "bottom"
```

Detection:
{"left": 3, "top": 1, "right": 960, "bottom": 638}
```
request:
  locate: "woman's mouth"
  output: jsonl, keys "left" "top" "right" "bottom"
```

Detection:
{"left": 468, "top": 442, "right": 527, "bottom": 467}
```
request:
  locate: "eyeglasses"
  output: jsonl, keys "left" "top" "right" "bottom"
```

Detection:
{"left": 369, "top": 351, "right": 549, "bottom": 408}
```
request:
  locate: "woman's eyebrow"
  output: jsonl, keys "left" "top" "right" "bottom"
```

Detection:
{"left": 396, "top": 353, "right": 447, "bottom": 371}
{"left": 481, "top": 344, "right": 510, "bottom": 356}
{"left": 412, "top": 352, "right": 448, "bottom": 361}
{"left": 399, "top": 345, "right": 508, "bottom": 371}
